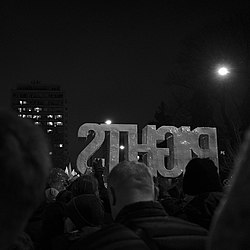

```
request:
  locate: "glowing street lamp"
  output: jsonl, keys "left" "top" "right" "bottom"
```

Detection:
{"left": 105, "top": 119, "right": 112, "bottom": 125}
{"left": 119, "top": 145, "right": 125, "bottom": 150}
{"left": 217, "top": 66, "right": 230, "bottom": 77}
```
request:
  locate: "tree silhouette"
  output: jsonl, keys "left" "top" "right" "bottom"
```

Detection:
{"left": 159, "top": 8, "right": 250, "bottom": 178}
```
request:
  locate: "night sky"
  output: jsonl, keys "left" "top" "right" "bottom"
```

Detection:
{"left": 1, "top": 1, "right": 250, "bottom": 161}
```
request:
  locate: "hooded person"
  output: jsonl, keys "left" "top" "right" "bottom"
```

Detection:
{"left": 181, "top": 158, "right": 224, "bottom": 229}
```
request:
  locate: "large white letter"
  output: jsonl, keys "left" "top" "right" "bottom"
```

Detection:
{"left": 76, "top": 123, "right": 105, "bottom": 174}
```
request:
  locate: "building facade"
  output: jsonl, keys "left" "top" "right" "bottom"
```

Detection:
{"left": 11, "top": 81, "right": 69, "bottom": 169}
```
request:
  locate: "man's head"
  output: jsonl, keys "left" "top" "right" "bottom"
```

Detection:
{"left": 107, "top": 161, "right": 155, "bottom": 219}
{"left": 0, "top": 109, "right": 51, "bottom": 249}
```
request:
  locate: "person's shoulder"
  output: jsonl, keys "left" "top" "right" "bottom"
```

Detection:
{"left": 130, "top": 215, "right": 207, "bottom": 233}
{"left": 126, "top": 216, "right": 208, "bottom": 250}
{"left": 69, "top": 223, "right": 150, "bottom": 250}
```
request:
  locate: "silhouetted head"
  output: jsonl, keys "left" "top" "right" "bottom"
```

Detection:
{"left": 107, "top": 161, "right": 155, "bottom": 219}
{"left": 65, "top": 194, "right": 104, "bottom": 230}
{"left": 183, "top": 158, "right": 222, "bottom": 196}
{"left": 69, "top": 174, "right": 99, "bottom": 197}
{"left": 0, "top": 109, "right": 51, "bottom": 249}
{"left": 47, "top": 168, "right": 69, "bottom": 192}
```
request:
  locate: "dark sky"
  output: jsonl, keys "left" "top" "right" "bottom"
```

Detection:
{"left": 1, "top": 1, "right": 249, "bottom": 159}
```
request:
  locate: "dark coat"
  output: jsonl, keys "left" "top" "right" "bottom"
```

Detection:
{"left": 181, "top": 192, "right": 223, "bottom": 230}
{"left": 69, "top": 201, "right": 208, "bottom": 250}
{"left": 115, "top": 201, "right": 208, "bottom": 250}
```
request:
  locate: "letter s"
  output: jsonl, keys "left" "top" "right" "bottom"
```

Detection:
{"left": 76, "top": 123, "right": 105, "bottom": 174}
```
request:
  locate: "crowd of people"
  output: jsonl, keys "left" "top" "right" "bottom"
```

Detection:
{"left": 1, "top": 108, "right": 250, "bottom": 249}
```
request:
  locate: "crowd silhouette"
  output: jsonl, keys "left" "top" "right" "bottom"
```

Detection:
{"left": 1, "top": 108, "right": 249, "bottom": 249}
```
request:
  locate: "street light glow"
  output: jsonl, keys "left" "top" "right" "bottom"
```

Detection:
{"left": 120, "top": 145, "right": 125, "bottom": 150}
{"left": 105, "top": 119, "right": 112, "bottom": 125}
{"left": 217, "top": 67, "right": 230, "bottom": 76}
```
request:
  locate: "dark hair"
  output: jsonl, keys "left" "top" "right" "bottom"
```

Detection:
{"left": 66, "top": 194, "right": 104, "bottom": 229}
{"left": 0, "top": 109, "right": 51, "bottom": 249}
{"left": 183, "top": 158, "right": 222, "bottom": 195}
{"left": 69, "top": 175, "right": 99, "bottom": 197}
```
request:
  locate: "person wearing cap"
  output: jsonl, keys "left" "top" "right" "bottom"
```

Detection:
{"left": 52, "top": 194, "right": 104, "bottom": 250}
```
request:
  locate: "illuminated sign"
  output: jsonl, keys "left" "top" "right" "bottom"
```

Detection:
{"left": 77, "top": 124, "right": 218, "bottom": 178}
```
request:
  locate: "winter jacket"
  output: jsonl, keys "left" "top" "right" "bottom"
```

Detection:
{"left": 69, "top": 201, "right": 208, "bottom": 250}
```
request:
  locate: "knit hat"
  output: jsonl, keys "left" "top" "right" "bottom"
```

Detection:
{"left": 183, "top": 158, "right": 222, "bottom": 195}
{"left": 69, "top": 175, "right": 98, "bottom": 197}
{"left": 65, "top": 194, "right": 104, "bottom": 229}
{"left": 56, "top": 190, "right": 73, "bottom": 203}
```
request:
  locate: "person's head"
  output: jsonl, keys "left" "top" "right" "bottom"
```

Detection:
{"left": 107, "top": 161, "right": 156, "bottom": 219}
{"left": 0, "top": 109, "right": 51, "bottom": 249}
{"left": 45, "top": 187, "right": 59, "bottom": 203}
{"left": 183, "top": 158, "right": 222, "bottom": 196}
{"left": 47, "top": 168, "right": 69, "bottom": 192}
{"left": 65, "top": 194, "right": 104, "bottom": 231}
{"left": 69, "top": 174, "right": 99, "bottom": 197}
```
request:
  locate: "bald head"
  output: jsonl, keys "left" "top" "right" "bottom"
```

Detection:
{"left": 107, "top": 161, "right": 155, "bottom": 219}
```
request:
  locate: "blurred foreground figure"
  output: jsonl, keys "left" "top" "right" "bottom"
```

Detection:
{"left": 0, "top": 109, "right": 51, "bottom": 249}
{"left": 72, "top": 161, "right": 207, "bottom": 250}
{"left": 209, "top": 129, "right": 250, "bottom": 249}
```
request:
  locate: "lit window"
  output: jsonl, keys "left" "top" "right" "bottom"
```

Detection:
{"left": 22, "top": 114, "right": 26, "bottom": 118}
{"left": 49, "top": 152, "right": 53, "bottom": 155}
{"left": 28, "top": 108, "right": 32, "bottom": 112}
{"left": 27, "top": 115, "right": 32, "bottom": 118}
{"left": 19, "top": 101, "right": 22, "bottom": 105}
{"left": 34, "top": 122, "right": 40, "bottom": 125}
{"left": 56, "top": 122, "right": 63, "bottom": 126}
{"left": 47, "top": 115, "right": 53, "bottom": 119}
{"left": 59, "top": 144, "right": 63, "bottom": 148}
{"left": 18, "top": 108, "right": 22, "bottom": 112}
{"left": 47, "top": 129, "right": 53, "bottom": 133}
{"left": 23, "top": 101, "right": 27, "bottom": 104}
{"left": 18, "top": 114, "right": 22, "bottom": 117}
{"left": 33, "top": 115, "right": 41, "bottom": 119}
{"left": 34, "top": 107, "right": 42, "bottom": 112}
{"left": 22, "top": 108, "right": 26, "bottom": 111}
{"left": 55, "top": 115, "right": 62, "bottom": 119}
{"left": 47, "top": 122, "right": 53, "bottom": 126}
